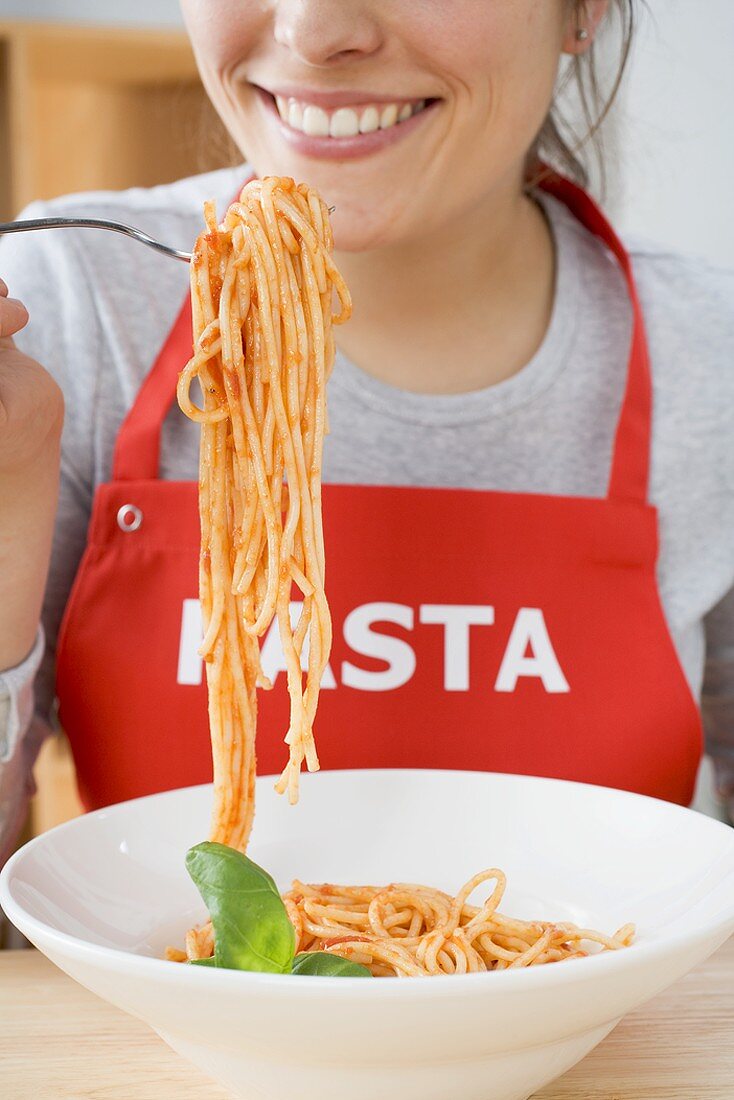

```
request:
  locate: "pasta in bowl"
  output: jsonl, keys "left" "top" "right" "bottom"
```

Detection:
{"left": 3, "top": 768, "right": 734, "bottom": 1100}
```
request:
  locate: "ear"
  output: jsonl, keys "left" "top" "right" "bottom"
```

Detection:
{"left": 562, "top": 0, "right": 610, "bottom": 55}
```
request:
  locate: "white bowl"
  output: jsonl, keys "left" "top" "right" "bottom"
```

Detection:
{"left": 2, "top": 770, "right": 734, "bottom": 1100}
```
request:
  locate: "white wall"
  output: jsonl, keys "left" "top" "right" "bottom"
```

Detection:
{"left": 610, "top": 0, "right": 734, "bottom": 266}
{"left": 0, "top": 0, "right": 181, "bottom": 25}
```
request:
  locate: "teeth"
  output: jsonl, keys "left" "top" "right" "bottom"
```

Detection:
{"left": 359, "top": 105, "right": 380, "bottom": 134}
{"left": 273, "top": 95, "right": 426, "bottom": 137}
{"left": 302, "top": 105, "right": 330, "bottom": 137}
{"left": 330, "top": 107, "right": 360, "bottom": 138}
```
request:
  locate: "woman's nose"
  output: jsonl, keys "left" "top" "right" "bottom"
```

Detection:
{"left": 273, "top": 0, "right": 384, "bottom": 67}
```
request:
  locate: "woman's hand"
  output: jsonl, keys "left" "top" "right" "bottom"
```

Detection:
{"left": 0, "top": 279, "right": 64, "bottom": 470}
{"left": 0, "top": 279, "right": 64, "bottom": 670}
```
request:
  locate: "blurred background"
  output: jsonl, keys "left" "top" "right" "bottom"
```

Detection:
{"left": 0, "top": 0, "right": 731, "bottom": 844}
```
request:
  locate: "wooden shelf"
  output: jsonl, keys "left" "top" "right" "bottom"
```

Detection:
{"left": 0, "top": 20, "right": 236, "bottom": 219}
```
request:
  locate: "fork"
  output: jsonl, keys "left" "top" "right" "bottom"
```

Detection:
{"left": 0, "top": 205, "right": 336, "bottom": 263}
{"left": 0, "top": 217, "right": 192, "bottom": 262}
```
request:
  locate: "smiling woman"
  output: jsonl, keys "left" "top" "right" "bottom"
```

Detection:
{"left": 182, "top": 0, "right": 619, "bottom": 252}
{"left": 1, "top": 0, "right": 733, "bottom": 872}
{"left": 179, "top": 0, "right": 635, "bottom": 403}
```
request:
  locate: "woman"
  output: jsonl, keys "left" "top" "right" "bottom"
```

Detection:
{"left": 0, "top": 0, "right": 732, "bottom": 860}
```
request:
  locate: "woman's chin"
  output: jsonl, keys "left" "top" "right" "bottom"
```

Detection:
{"left": 302, "top": 172, "right": 426, "bottom": 251}
{"left": 240, "top": 126, "right": 434, "bottom": 252}
{"left": 251, "top": 161, "right": 414, "bottom": 251}
{"left": 329, "top": 208, "right": 405, "bottom": 254}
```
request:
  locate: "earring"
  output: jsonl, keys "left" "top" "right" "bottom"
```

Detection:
{"left": 576, "top": 27, "right": 590, "bottom": 41}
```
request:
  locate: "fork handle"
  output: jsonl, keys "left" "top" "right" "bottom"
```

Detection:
{"left": 0, "top": 217, "right": 191, "bottom": 263}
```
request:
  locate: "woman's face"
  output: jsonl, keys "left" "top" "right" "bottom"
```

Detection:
{"left": 181, "top": 0, "right": 604, "bottom": 251}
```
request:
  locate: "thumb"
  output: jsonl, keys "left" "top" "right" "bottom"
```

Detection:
{"left": 0, "top": 278, "right": 29, "bottom": 343}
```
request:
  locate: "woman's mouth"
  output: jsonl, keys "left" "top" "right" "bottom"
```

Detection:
{"left": 274, "top": 95, "right": 426, "bottom": 137}
{"left": 253, "top": 86, "right": 439, "bottom": 160}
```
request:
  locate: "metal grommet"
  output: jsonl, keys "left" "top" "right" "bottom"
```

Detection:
{"left": 117, "top": 503, "right": 143, "bottom": 533}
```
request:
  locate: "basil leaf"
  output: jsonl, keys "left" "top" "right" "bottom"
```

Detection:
{"left": 185, "top": 842, "right": 295, "bottom": 974}
{"left": 292, "top": 952, "right": 373, "bottom": 977}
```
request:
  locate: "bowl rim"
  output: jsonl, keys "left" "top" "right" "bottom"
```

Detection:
{"left": 3, "top": 769, "right": 734, "bottom": 998}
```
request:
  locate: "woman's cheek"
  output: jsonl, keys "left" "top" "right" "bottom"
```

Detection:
{"left": 182, "top": 0, "right": 264, "bottom": 86}
{"left": 399, "top": 2, "right": 565, "bottom": 168}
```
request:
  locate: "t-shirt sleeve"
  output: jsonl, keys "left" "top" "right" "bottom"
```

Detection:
{"left": 0, "top": 629, "right": 44, "bottom": 866}
{"left": 701, "top": 583, "right": 734, "bottom": 820}
{"left": 0, "top": 204, "right": 99, "bottom": 860}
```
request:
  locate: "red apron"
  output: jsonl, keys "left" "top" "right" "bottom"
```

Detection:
{"left": 56, "top": 176, "right": 703, "bottom": 811}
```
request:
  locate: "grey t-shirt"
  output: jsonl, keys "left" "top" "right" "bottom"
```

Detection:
{"left": 1, "top": 165, "right": 733, "bottom": 854}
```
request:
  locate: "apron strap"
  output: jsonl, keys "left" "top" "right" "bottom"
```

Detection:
{"left": 113, "top": 173, "right": 651, "bottom": 504}
{"left": 112, "top": 179, "right": 251, "bottom": 481}
{"left": 539, "top": 173, "right": 651, "bottom": 505}
{"left": 112, "top": 296, "right": 192, "bottom": 481}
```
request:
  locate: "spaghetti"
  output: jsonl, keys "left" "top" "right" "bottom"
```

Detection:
{"left": 170, "top": 868, "right": 634, "bottom": 976}
{"left": 174, "top": 178, "right": 634, "bottom": 975}
{"left": 178, "top": 177, "right": 350, "bottom": 852}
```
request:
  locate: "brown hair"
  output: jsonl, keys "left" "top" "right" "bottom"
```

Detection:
{"left": 531, "top": 0, "right": 636, "bottom": 191}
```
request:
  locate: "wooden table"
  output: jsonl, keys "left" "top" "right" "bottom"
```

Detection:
{"left": 1, "top": 942, "right": 733, "bottom": 1100}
